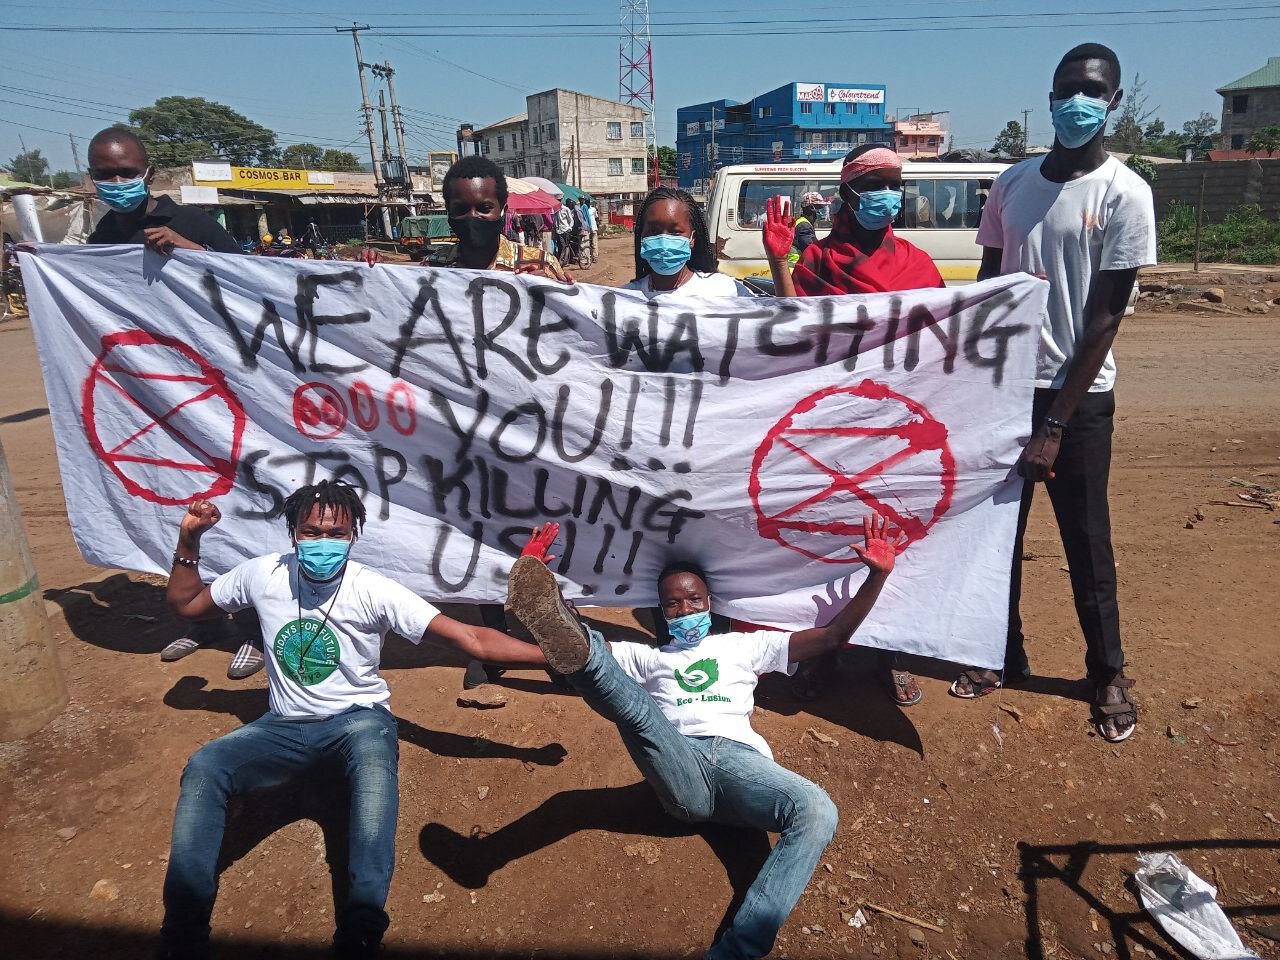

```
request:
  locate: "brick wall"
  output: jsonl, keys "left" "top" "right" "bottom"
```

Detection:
{"left": 1149, "top": 158, "right": 1280, "bottom": 222}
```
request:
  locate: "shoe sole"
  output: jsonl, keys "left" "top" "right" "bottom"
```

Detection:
{"left": 507, "top": 557, "right": 589, "bottom": 675}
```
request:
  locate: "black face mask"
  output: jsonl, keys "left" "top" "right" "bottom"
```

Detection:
{"left": 449, "top": 215, "right": 503, "bottom": 251}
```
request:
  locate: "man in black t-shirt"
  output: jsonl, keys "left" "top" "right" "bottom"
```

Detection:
{"left": 86, "top": 128, "right": 239, "bottom": 254}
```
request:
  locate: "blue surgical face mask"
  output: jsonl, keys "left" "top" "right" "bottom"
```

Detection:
{"left": 1050, "top": 94, "right": 1112, "bottom": 149}
{"left": 664, "top": 609, "right": 712, "bottom": 650}
{"left": 93, "top": 172, "right": 150, "bottom": 213}
{"left": 852, "top": 188, "right": 903, "bottom": 230}
{"left": 296, "top": 537, "right": 351, "bottom": 582}
{"left": 640, "top": 234, "right": 692, "bottom": 276}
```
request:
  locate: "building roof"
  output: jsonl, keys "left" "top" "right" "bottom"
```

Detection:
{"left": 476, "top": 112, "right": 528, "bottom": 134}
{"left": 1218, "top": 57, "right": 1280, "bottom": 92}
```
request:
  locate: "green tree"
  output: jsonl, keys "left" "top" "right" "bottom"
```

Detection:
{"left": 127, "top": 96, "right": 278, "bottom": 166}
{"left": 50, "top": 170, "right": 80, "bottom": 189}
{"left": 1245, "top": 125, "right": 1280, "bottom": 157}
{"left": 651, "top": 145, "right": 677, "bottom": 178}
{"left": 319, "top": 149, "right": 364, "bottom": 172}
{"left": 281, "top": 142, "right": 325, "bottom": 169}
{"left": 7, "top": 148, "right": 50, "bottom": 184}
{"left": 1181, "top": 112, "right": 1217, "bottom": 144}
{"left": 1108, "top": 74, "right": 1158, "bottom": 153}
{"left": 991, "top": 120, "right": 1025, "bottom": 157}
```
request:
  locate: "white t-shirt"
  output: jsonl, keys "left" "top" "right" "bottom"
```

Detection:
{"left": 211, "top": 554, "right": 441, "bottom": 718}
{"left": 976, "top": 155, "right": 1156, "bottom": 392}
{"left": 624, "top": 271, "right": 752, "bottom": 300}
{"left": 609, "top": 630, "right": 794, "bottom": 758}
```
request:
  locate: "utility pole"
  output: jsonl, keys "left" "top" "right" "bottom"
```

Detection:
{"left": 68, "top": 133, "right": 83, "bottom": 182}
{"left": 337, "top": 23, "right": 390, "bottom": 240}
{"left": 1021, "top": 108, "right": 1033, "bottom": 157}
{"left": 709, "top": 105, "right": 716, "bottom": 182}
{"left": 379, "top": 60, "right": 416, "bottom": 214}
{"left": 378, "top": 90, "right": 392, "bottom": 164}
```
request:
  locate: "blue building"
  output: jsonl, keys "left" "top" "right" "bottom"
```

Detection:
{"left": 676, "top": 81, "right": 894, "bottom": 193}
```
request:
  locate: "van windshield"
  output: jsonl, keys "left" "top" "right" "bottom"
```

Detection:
{"left": 735, "top": 177, "right": 993, "bottom": 230}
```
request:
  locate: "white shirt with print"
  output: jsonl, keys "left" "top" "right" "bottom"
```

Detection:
{"left": 976, "top": 154, "right": 1156, "bottom": 392}
{"left": 609, "top": 630, "right": 794, "bottom": 759}
{"left": 210, "top": 553, "right": 440, "bottom": 718}
{"left": 623, "top": 271, "right": 753, "bottom": 300}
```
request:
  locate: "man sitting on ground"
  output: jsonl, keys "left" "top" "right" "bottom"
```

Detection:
{"left": 506, "top": 515, "right": 903, "bottom": 960}
{"left": 159, "top": 480, "right": 549, "bottom": 959}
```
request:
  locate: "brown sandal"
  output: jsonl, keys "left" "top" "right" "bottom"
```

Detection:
{"left": 890, "top": 669, "right": 923, "bottom": 706}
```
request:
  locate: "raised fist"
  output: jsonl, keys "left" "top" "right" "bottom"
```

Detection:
{"left": 180, "top": 499, "right": 222, "bottom": 542}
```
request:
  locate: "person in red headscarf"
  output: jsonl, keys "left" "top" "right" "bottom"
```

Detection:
{"left": 760, "top": 143, "right": 942, "bottom": 709}
{"left": 764, "top": 144, "right": 943, "bottom": 297}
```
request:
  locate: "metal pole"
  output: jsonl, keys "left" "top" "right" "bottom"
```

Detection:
{"left": 710, "top": 105, "right": 716, "bottom": 181}
{"left": 378, "top": 90, "right": 392, "bottom": 163}
{"left": 1021, "top": 108, "right": 1032, "bottom": 157}
{"left": 69, "top": 134, "right": 83, "bottom": 182}
{"left": 0, "top": 438, "right": 68, "bottom": 740}
{"left": 1193, "top": 171, "right": 1206, "bottom": 273}
{"left": 382, "top": 61, "right": 417, "bottom": 214}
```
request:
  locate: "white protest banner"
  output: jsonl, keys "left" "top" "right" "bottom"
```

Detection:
{"left": 22, "top": 246, "right": 1045, "bottom": 668}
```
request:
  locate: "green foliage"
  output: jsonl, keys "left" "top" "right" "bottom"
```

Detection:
{"left": 649, "top": 145, "right": 676, "bottom": 178}
{"left": 127, "top": 96, "right": 278, "bottom": 166}
{"left": 1125, "top": 155, "right": 1158, "bottom": 184}
{"left": 281, "top": 143, "right": 325, "bottom": 169}
{"left": 319, "top": 148, "right": 364, "bottom": 172}
{"left": 1245, "top": 126, "right": 1280, "bottom": 157}
{"left": 991, "top": 120, "right": 1025, "bottom": 158}
{"left": 50, "top": 170, "right": 79, "bottom": 189}
{"left": 1157, "top": 201, "right": 1280, "bottom": 265}
{"left": 7, "top": 148, "right": 49, "bottom": 184}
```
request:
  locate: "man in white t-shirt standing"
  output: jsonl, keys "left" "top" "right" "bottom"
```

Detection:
{"left": 949, "top": 43, "right": 1156, "bottom": 743}
{"left": 159, "top": 480, "right": 549, "bottom": 959}
{"left": 506, "top": 515, "right": 903, "bottom": 960}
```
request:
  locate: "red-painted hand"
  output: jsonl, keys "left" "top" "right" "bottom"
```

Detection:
{"left": 762, "top": 194, "right": 794, "bottom": 263}
{"left": 520, "top": 522, "right": 560, "bottom": 564}
{"left": 850, "top": 513, "right": 906, "bottom": 575}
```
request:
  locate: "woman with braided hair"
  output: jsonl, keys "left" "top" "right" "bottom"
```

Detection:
{"left": 624, "top": 186, "right": 752, "bottom": 299}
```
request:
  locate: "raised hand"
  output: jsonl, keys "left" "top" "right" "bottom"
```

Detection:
{"left": 850, "top": 513, "right": 907, "bottom": 575}
{"left": 762, "top": 194, "right": 795, "bottom": 263}
{"left": 520, "top": 522, "right": 560, "bottom": 564}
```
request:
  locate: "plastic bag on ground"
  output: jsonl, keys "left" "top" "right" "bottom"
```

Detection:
{"left": 1134, "top": 852, "right": 1259, "bottom": 960}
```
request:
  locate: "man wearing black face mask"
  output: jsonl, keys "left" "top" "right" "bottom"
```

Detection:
{"left": 427, "top": 156, "right": 570, "bottom": 689}
{"left": 426, "top": 155, "right": 570, "bottom": 281}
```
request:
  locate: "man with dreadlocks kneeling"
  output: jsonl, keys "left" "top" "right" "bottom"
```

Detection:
{"left": 158, "top": 480, "right": 549, "bottom": 959}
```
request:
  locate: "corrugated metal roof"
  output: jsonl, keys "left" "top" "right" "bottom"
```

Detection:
{"left": 1218, "top": 56, "right": 1280, "bottom": 92}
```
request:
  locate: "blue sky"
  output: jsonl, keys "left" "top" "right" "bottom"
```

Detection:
{"left": 1, "top": 0, "right": 1275, "bottom": 176}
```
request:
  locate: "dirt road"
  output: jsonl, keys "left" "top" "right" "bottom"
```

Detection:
{"left": 1, "top": 245, "right": 1278, "bottom": 959}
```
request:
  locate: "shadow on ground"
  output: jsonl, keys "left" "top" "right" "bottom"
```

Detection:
{"left": 419, "top": 779, "right": 773, "bottom": 942}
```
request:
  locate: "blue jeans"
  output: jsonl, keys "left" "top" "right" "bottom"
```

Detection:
{"left": 571, "top": 631, "right": 837, "bottom": 960}
{"left": 161, "top": 704, "right": 400, "bottom": 950}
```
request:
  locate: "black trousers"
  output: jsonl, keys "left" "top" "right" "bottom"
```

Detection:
{"left": 1006, "top": 388, "right": 1124, "bottom": 680}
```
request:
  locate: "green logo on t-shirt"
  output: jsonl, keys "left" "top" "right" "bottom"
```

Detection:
{"left": 675, "top": 658, "right": 719, "bottom": 693}
{"left": 273, "top": 618, "right": 340, "bottom": 686}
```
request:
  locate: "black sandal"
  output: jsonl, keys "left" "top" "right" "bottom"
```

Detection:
{"left": 1093, "top": 675, "right": 1138, "bottom": 743}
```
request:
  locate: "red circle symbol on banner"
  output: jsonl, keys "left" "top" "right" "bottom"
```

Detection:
{"left": 292, "top": 382, "right": 347, "bottom": 440}
{"left": 81, "top": 330, "right": 247, "bottom": 506}
{"left": 749, "top": 380, "right": 956, "bottom": 564}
